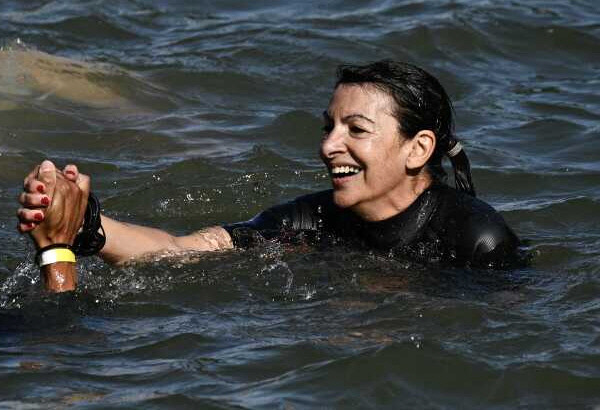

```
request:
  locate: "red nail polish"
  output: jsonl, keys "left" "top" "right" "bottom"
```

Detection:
{"left": 41, "top": 196, "right": 50, "bottom": 205}
{"left": 65, "top": 170, "right": 75, "bottom": 176}
{"left": 36, "top": 185, "right": 45, "bottom": 194}
{"left": 28, "top": 222, "right": 35, "bottom": 228}
{"left": 34, "top": 213, "right": 44, "bottom": 221}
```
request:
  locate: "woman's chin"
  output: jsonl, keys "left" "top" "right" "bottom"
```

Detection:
{"left": 332, "top": 190, "right": 358, "bottom": 209}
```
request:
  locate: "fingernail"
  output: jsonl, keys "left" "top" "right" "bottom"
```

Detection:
{"left": 65, "top": 170, "right": 75, "bottom": 176}
{"left": 36, "top": 185, "right": 45, "bottom": 194}
{"left": 28, "top": 222, "right": 35, "bottom": 228}
{"left": 41, "top": 196, "right": 50, "bottom": 206}
{"left": 34, "top": 213, "right": 44, "bottom": 221}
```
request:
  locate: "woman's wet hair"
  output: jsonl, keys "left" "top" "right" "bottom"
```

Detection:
{"left": 335, "top": 60, "right": 476, "bottom": 196}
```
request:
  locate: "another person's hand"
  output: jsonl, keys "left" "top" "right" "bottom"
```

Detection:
{"left": 18, "top": 160, "right": 89, "bottom": 248}
{"left": 17, "top": 160, "right": 90, "bottom": 292}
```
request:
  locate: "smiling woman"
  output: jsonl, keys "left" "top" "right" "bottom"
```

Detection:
{"left": 321, "top": 83, "right": 430, "bottom": 219}
{"left": 223, "top": 61, "right": 519, "bottom": 266}
{"left": 17, "top": 60, "right": 523, "bottom": 293}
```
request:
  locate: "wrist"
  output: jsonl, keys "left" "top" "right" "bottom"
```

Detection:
{"left": 37, "top": 245, "right": 77, "bottom": 293}
{"left": 32, "top": 232, "right": 77, "bottom": 250}
{"left": 36, "top": 244, "right": 76, "bottom": 266}
{"left": 41, "top": 262, "right": 77, "bottom": 292}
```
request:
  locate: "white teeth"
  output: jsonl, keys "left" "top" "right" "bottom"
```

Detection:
{"left": 331, "top": 166, "right": 361, "bottom": 175}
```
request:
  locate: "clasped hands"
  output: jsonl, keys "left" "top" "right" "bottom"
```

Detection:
{"left": 17, "top": 160, "right": 90, "bottom": 254}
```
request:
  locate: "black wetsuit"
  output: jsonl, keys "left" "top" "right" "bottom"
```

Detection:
{"left": 223, "top": 183, "right": 521, "bottom": 268}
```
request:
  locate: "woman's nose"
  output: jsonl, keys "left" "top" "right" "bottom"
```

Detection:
{"left": 320, "top": 127, "right": 346, "bottom": 159}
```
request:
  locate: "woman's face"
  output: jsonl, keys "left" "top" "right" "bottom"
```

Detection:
{"left": 320, "top": 83, "right": 415, "bottom": 221}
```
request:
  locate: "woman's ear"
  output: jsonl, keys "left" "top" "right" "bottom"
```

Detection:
{"left": 406, "top": 130, "right": 436, "bottom": 170}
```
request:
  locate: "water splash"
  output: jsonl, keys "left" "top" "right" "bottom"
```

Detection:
{"left": 0, "top": 257, "right": 39, "bottom": 310}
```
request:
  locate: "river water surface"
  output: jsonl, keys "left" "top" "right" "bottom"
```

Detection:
{"left": 1, "top": 1, "right": 599, "bottom": 408}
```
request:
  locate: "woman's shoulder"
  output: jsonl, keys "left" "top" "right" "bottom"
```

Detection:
{"left": 431, "top": 184, "right": 521, "bottom": 267}
{"left": 433, "top": 183, "right": 505, "bottom": 221}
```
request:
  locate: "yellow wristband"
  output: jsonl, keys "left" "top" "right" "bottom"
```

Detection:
{"left": 37, "top": 248, "right": 76, "bottom": 267}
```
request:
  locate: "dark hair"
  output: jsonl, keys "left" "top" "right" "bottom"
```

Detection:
{"left": 335, "top": 60, "right": 475, "bottom": 196}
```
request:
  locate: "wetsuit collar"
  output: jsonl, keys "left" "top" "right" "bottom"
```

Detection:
{"left": 357, "top": 184, "right": 442, "bottom": 249}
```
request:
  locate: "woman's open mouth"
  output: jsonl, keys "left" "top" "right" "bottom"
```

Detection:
{"left": 329, "top": 165, "right": 362, "bottom": 186}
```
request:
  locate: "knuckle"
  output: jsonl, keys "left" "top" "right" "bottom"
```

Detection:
{"left": 70, "top": 181, "right": 82, "bottom": 193}
{"left": 56, "top": 179, "right": 68, "bottom": 191}
{"left": 26, "top": 179, "right": 38, "bottom": 193}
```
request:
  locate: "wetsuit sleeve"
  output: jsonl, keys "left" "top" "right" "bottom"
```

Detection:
{"left": 221, "top": 191, "right": 330, "bottom": 249}
{"left": 460, "top": 214, "right": 521, "bottom": 268}
{"left": 221, "top": 202, "right": 296, "bottom": 248}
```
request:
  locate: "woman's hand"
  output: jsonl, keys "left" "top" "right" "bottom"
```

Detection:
{"left": 18, "top": 160, "right": 90, "bottom": 248}
{"left": 17, "top": 160, "right": 90, "bottom": 292}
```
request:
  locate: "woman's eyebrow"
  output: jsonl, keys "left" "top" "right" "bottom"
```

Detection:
{"left": 343, "top": 114, "right": 375, "bottom": 124}
{"left": 322, "top": 111, "right": 375, "bottom": 124}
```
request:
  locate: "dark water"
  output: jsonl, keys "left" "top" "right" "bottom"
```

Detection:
{"left": 1, "top": 0, "right": 599, "bottom": 408}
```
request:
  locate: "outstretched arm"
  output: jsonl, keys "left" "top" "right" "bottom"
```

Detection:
{"left": 98, "top": 215, "right": 233, "bottom": 265}
{"left": 18, "top": 160, "right": 233, "bottom": 292}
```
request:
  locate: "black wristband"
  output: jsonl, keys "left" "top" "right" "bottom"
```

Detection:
{"left": 72, "top": 192, "right": 106, "bottom": 256}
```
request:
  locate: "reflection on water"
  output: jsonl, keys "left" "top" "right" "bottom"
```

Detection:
{"left": 0, "top": 40, "right": 126, "bottom": 106}
{"left": 1, "top": 0, "right": 599, "bottom": 408}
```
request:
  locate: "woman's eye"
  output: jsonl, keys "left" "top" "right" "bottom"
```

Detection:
{"left": 350, "top": 126, "right": 366, "bottom": 134}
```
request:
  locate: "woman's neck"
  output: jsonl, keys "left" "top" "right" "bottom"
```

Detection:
{"left": 351, "top": 175, "right": 433, "bottom": 222}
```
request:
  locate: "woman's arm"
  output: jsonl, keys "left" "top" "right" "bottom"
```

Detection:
{"left": 17, "top": 160, "right": 233, "bottom": 291}
{"left": 99, "top": 215, "right": 233, "bottom": 265}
